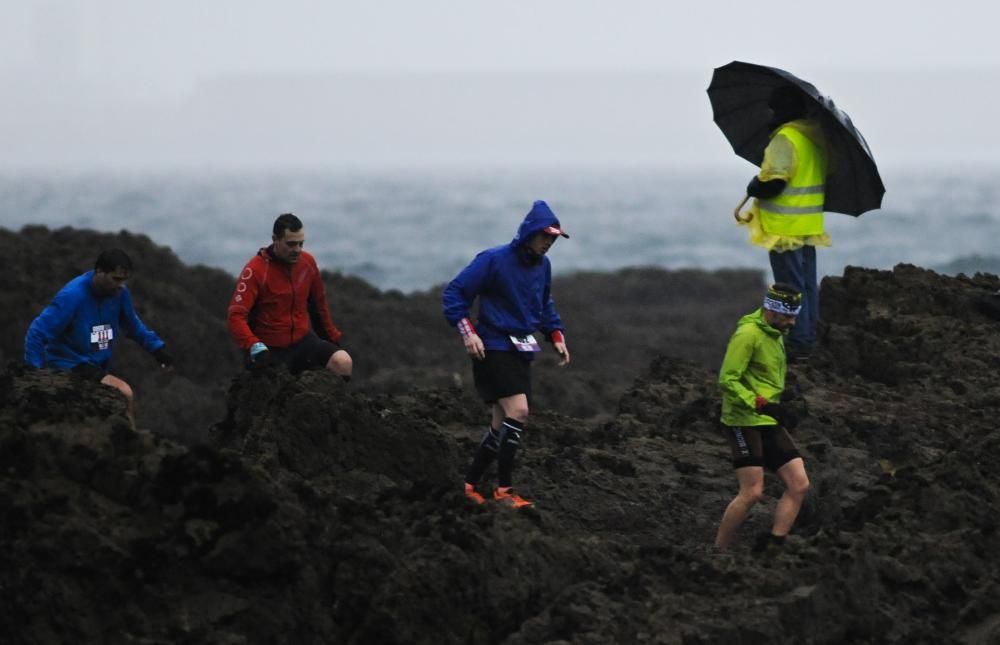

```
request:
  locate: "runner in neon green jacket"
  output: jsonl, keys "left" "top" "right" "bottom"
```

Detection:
{"left": 714, "top": 283, "right": 811, "bottom": 552}
{"left": 718, "top": 308, "right": 787, "bottom": 427}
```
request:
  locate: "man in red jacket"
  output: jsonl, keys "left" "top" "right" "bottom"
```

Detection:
{"left": 227, "top": 213, "right": 353, "bottom": 378}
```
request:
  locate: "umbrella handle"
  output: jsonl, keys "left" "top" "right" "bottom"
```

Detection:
{"left": 734, "top": 195, "right": 753, "bottom": 223}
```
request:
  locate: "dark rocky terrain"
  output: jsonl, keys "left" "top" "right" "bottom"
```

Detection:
{"left": 3, "top": 225, "right": 1000, "bottom": 644}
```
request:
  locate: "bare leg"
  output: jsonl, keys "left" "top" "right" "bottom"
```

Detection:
{"left": 100, "top": 374, "right": 135, "bottom": 427}
{"left": 772, "top": 457, "right": 810, "bottom": 536}
{"left": 326, "top": 349, "right": 353, "bottom": 378}
{"left": 715, "top": 466, "right": 765, "bottom": 548}
{"left": 495, "top": 394, "right": 529, "bottom": 424}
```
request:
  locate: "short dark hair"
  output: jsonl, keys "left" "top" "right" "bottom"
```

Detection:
{"left": 771, "top": 282, "right": 801, "bottom": 297}
{"left": 273, "top": 213, "right": 303, "bottom": 238}
{"left": 94, "top": 249, "right": 133, "bottom": 274}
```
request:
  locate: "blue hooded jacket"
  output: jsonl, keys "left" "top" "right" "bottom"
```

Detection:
{"left": 24, "top": 271, "right": 165, "bottom": 371}
{"left": 442, "top": 200, "right": 566, "bottom": 353}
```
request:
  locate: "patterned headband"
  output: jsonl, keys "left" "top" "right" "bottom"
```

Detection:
{"left": 763, "top": 287, "right": 802, "bottom": 315}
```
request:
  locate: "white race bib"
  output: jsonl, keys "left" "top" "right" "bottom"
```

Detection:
{"left": 509, "top": 334, "right": 541, "bottom": 352}
{"left": 91, "top": 324, "right": 114, "bottom": 350}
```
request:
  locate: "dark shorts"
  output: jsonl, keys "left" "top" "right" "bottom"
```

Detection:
{"left": 269, "top": 331, "right": 344, "bottom": 375}
{"left": 722, "top": 425, "right": 801, "bottom": 472}
{"left": 71, "top": 362, "right": 110, "bottom": 382}
{"left": 472, "top": 350, "right": 533, "bottom": 404}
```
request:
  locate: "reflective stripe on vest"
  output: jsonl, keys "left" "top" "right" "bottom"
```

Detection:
{"left": 759, "top": 125, "right": 827, "bottom": 237}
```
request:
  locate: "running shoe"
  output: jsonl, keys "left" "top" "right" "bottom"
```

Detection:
{"left": 493, "top": 487, "right": 534, "bottom": 508}
{"left": 464, "top": 483, "right": 486, "bottom": 505}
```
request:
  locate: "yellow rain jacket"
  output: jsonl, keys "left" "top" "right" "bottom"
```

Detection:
{"left": 743, "top": 119, "right": 832, "bottom": 252}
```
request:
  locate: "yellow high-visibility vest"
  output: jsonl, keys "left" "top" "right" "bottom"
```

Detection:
{"left": 759, "top": 125, "right": 827, "bottom": 237}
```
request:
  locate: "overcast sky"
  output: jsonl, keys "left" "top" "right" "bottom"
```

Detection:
{"left": 1, "top": 1, "right": 998, "bottom": 171}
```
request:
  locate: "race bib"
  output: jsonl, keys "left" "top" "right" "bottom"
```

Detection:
{"left": 91, "top": 324, "right": 114, "bottom": 351}
{"left": 509, "top": 334, "right": 541, "bottom": 352}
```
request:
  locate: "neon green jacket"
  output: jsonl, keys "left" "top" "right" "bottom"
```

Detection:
{"left": 718, "top": 308, "right": 786, "bottom": 427}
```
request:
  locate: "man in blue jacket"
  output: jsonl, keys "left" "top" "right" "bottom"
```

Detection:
{"left": 442, "top": 200, "right": 571, "bottom": 508}
{"left": 24, "top": 249, "right": 172, "bottom": 421}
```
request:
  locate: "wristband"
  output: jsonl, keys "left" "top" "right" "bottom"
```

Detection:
{"left": 550, "top": 330, "right": 565, "bottom": 344}
{"left": 754, "top": 395, "right": 767, "bottom": 412}
{"left": 457, "top": 318, "right": 476, "bottom": 338}
{"left": 250, "top": 342, "right": 268, "bottom": 358}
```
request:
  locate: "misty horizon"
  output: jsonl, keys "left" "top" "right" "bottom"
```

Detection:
{"left": 2, "top": 2, "right": 999, "bottom": 172}
{"left": 1, "top": 68, "right": 998, "bottom": 172}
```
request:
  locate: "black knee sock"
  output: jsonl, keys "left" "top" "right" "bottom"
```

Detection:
{"left": 497, "top": 417, "right": 526, "bottom": 488}
{"left": 464, "top": 426, "right": 501, "bottom": 485}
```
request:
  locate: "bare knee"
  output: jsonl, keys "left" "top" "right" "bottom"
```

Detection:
{"left": 101, "top": 375, "right": 133, "bottom": 402}
{"left": 505, "top": 404, "right": 529, "bottom": 423}
{"left": 738, "top": 483, "right": 765, "bottom": 506}
{"left": 788, "top": 476, "right": 810, "bottom": 499}
{"left": 327, "top": 350, "right": 353, "bottom": 376}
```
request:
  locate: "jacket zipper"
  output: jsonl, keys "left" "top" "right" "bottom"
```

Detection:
{"left": 287, "top": 263, "right": 296, "bottom": 345}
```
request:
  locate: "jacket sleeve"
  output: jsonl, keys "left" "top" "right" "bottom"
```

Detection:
{"left": 442, "top": 251, "right": 492, "bottom": 326}
{"left": 119, "top": 288, "right": 166, "bottom": 353}
{"left": 539, "top": 260, "right": 564, "bottom": 336}
{"left": 758, "top": 132, "right": 797, "bottom": 183}
{"left": 227, "top": 260, "right": 262, "bottom": 351}
{"left": 718, "top": 325, "right": 760, "bottom": 411}
{"left": 307, "top": 262, "right": 343, "bottom": 343}
{"left": 23, "top": 288, "right": 82, "bottom": 367}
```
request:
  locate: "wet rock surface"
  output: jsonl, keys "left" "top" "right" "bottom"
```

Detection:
{"left": 3, "top": 226, "right": 1000, "bottom": 644}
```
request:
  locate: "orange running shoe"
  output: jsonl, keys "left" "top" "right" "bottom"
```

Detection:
{"left": 493, "top": 486, "right": 533, "bottom": 508}
{"left": 464, "top": 483, "right": 486, "bottom": 505}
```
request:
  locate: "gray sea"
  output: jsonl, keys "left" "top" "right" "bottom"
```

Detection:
{"left": 1, "top": 166, "right": 998, "bottom": 293}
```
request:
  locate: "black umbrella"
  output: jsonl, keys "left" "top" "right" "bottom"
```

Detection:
{"left": 707, "top": 60, "right": 885, "bottom": 216}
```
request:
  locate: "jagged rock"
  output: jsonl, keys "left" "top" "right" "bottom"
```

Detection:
{"left": 3, "top": 227, "right": 1000, "bottom": 643}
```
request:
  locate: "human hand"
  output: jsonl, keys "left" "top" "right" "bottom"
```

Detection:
{"left": 249, "top": 342, "right": 273, "bottom": 369}
{"left": 760, "top": 402, "right": 798, "bottom": 429}
{"left": 152, "top": 347, "right": 174, "bottom": 370}
{"left": 463, "top": 334, "right": 485, "bottom": 360}
{"left": 554, "top": 341, "right": 570, "bottom": 366}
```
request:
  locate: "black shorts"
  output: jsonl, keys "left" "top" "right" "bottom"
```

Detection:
{"left": 722, "top": 425, "right": 801, "bottom": 472}
{"left": 71, "top": 362, "right": 110, "bottom": 382}
{"left": 472, "top": 350, "right": 533, "bottom": 403}
{"left": 269, "top": 331, "right": 344, "bottom": 375}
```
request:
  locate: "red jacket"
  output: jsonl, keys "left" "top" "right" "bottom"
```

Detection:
{"left": 227, "top": 247, "right": 343, "bottom": 350}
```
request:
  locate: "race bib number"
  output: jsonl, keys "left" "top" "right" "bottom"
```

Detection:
{"left": 509, "top": 334, "right": 541, "bottom": 352}
{"left": 91, "top": 324, "right": 114, "bottom": 351}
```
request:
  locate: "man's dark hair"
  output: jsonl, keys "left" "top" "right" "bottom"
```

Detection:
{"left": 771, "top": 282, "right": 801, "bottom": 297}
{"left": 273, "top": 213, "right": 303, "bottom": 238}
{"left": 94, "top": 249, "right": 133, "bottom": 274}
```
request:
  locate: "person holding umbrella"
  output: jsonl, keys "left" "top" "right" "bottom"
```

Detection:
{"left": 736, "top": 85, "right": 829, "bottom": 359}
{"left": 708, "top": 61, "right": 885, "bottom": 362}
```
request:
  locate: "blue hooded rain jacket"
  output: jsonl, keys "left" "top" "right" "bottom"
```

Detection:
{"left": 442, "top": 200, "right": 566, "bottom": 353}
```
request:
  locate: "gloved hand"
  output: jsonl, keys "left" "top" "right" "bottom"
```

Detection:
{"left": 152, "top": 347, "right": 174, "bottom": 368}
{"left": 759, "top": 402, "right": 787, "bottom": 424}
{"left": 760, "top": 402, "right": 799, "bottom": 430}
{"left": 249, "top": 342, "right": 272, "bottom": 369}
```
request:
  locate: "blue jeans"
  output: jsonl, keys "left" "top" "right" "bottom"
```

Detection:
{"left": 769, "top": 246, "right": 817, "bottom": 353}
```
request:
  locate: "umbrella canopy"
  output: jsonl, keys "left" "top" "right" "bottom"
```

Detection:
{"left": 707, "top": 61, "right": 885, "bottom": 216}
